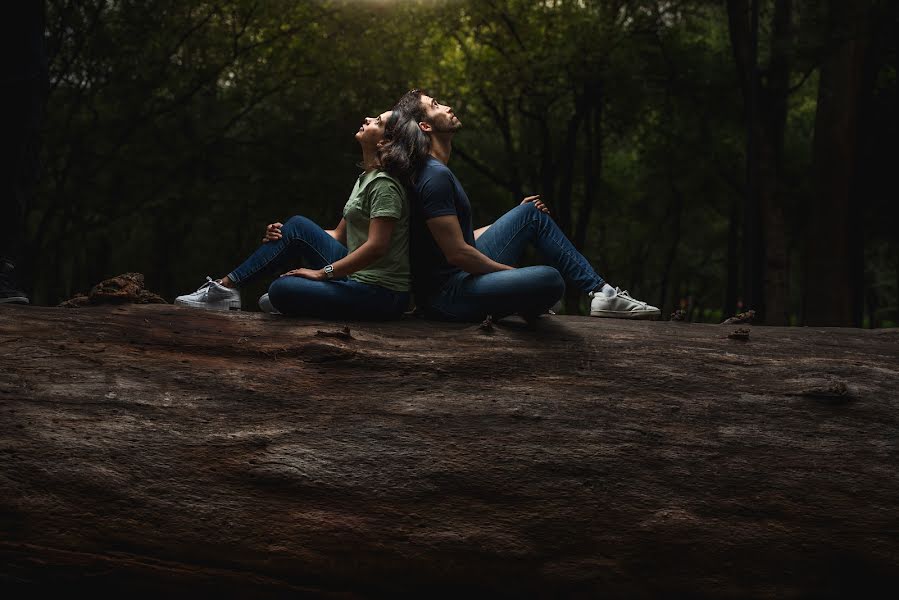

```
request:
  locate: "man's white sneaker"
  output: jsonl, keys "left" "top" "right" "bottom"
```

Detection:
{"left": 174, "top": 277, "right": 241, "bottom": 311}
{"left": 589, "top": 287, "right": 660, "bottom": 319}
{"left": 258, "top": 293, "right": 281, "bottom": 315}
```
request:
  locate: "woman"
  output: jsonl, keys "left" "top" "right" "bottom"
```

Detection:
{"left": 174, "top": 110, "right": 410, "bottom": 320}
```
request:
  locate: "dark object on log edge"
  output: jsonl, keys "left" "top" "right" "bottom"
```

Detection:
{"left": 1, "top": 304, "right": 898, "bottom": 597}
{"left": 58, "top": 272, "right": 167, "bottom": 307}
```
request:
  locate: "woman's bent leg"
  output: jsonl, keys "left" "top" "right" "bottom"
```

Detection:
{"left": 227, "top": 216, "right": 348, "bottom": 287}
{"left": 475, "top": 203, "right": 605, "bottom": 293}
{"left": 268, "top": 277, "right": 409, "bottom": 321}
{"left": 428, "top": 266, "right": 565, "bottom": 322}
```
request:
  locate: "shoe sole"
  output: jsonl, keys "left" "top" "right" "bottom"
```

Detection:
{"left": 0, "top": 296, "right": 30, "bottom": 305}
{"left": 590, "top": 309, "right": 660, "bottom": 319}
{"left": 174, "top": 298, "right": 241, "bottom": 311}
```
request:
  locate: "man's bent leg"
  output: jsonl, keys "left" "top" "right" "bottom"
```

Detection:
{"left": 428, "top": 267, "right": 565, "bottom": 322}
{"left": 227, "top": 215, "right": 348, "bottom": 286}
{"left": 475, "top": 203, "right": 605, "bottom": 293}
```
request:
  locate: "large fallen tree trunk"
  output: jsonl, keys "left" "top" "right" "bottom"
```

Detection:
{"left": 1, "top": 304, "right": 898, "bottom": 597}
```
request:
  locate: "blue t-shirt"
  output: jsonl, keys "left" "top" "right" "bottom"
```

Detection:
{"left": 411, "top": 156, "right": 474, "bottom": 303}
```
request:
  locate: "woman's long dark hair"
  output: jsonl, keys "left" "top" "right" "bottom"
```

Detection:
{"left": 378, "top": 89, "right": 431, "bottom": 187}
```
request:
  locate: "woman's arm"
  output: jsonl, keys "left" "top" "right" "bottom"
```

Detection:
{"left": 282, "top": 217, "right": 396, "bottom": 280}
{"left": 326, "top": 219, "right": 347, "bottom": 245}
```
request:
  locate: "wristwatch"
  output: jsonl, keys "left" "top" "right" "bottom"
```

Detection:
{"left": 323, "top": 264, "right": 335, "bottom": 280}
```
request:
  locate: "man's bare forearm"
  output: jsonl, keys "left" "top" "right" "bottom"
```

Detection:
{"left": 449, "top": 244, "right": 513, "bottom": 274}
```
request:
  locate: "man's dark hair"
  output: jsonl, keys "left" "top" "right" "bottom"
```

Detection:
{"left": 379, "top": 89, "right": 431, "bottom": 186}
{"left": 392, "top": 88, "right": 428, "bottom": 123}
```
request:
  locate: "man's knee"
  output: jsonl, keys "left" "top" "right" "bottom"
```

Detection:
{"left": 530, "top": 266, "right": 565, "bottom": 298}
{"left": 515, "top": 201, "right": 540, "bottom": 216}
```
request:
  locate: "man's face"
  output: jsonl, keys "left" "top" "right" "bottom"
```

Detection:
{"left": 420, "top": 94, "right": 461, "bottom": 133}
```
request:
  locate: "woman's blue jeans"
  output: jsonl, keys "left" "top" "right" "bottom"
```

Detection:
{"left": 427, "top": 202, "right": 606, "bottom": 321}
{"left": 227, "top": 215, "right": 409, "bottom": 320}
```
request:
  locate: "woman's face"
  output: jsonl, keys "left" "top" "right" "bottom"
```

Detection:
{"left": 355, "top": 110, "right": 391, "bottom": 144}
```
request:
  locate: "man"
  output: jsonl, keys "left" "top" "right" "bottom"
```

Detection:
{"left": 386, "top": 89, "right": 659, "bottom": 322}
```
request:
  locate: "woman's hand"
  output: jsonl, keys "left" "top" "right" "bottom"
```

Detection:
{"left": 281, "top": 268, "right": 325, "bottom": 281}
{"left": 262, "top": 222, "right": 283, "bottom": 243}
{"left": 521, "top": 195, "right": 550, "bottom": 215}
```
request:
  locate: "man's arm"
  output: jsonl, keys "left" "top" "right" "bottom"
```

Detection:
{"left": 426, "top": 215, "right": 513, "bottom": 274}
{"left": 473, "top": 195, "right": 549, "bottom": 240}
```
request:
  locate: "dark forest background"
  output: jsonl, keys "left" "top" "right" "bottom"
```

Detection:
{"left": 20, "top": 0, "right": 899, "bottom": 326}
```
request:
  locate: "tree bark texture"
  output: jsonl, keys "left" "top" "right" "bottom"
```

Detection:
{"left": 2, "top": 305, "right": 898, "bottom": 597}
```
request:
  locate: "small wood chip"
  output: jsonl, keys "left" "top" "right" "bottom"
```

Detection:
{"left": 721, "top": 309, "right": 755, "bottom": 325}
{"left": 315, "top": 326, "right": 353, "bottom": 340}
{"left": 670, "top": 310, "right": 686, "bottom": 321}
{"left": 479, "top": 315, "right": 495, "bottom": 333}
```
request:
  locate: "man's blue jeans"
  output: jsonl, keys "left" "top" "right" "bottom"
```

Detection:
{"left": 227, "top": 215, "right": 409, "bottom": 320}
{"left": 427, "top": 203, "right": 606, "bottom": 321}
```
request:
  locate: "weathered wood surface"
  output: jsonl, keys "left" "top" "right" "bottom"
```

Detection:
{"left": 1, "top": 304, "right": 898, "bottom": 597}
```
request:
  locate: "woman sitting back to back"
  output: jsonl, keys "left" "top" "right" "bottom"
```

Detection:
{"left": 174, "top": 110, "right": 410, "bottom": 320}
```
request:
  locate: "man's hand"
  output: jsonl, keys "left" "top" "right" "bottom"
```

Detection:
{"left": 262, "top": 222, "right": 283, "bottom": 243}
{"left": 281, "top": 268, "right": 325, "bottom": 281}
{"left": 521, "top": 195, "right": 550, "bottom": 215}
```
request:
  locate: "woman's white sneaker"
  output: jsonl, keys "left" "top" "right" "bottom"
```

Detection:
{"left": 589, "top": 287, "right": 660, "bottom": 319}
{"left": 174, "top": 277, "right": 241, "bottom": 311}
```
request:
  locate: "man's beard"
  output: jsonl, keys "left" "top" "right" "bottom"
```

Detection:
{"left": 431, "top": 113, "right": 462, "bottom": 133}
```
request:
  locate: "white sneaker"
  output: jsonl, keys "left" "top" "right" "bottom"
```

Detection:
{"left": 589, "top": 287, "right": 660, "bottom": 319}
{"left": 257, "top": 293, "right": 281, "bottom": 315}
{"left": 174, "top": 277, "right": 241, "bottom": 311}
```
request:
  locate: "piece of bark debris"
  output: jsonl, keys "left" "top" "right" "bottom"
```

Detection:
{"left": 721, "top": 309, "right": 755, "bottom": 325}
{"left": 670, "top": 310, "right": 686, "bottom": 321}
{"left": 787, "top": 380, "right": 852, "bottom": 404}
{"left": 480, "top": 315, "right": 495, "bottom": 333}
{"left": 728, "top": 328, "right": 750, "bottom": 341}
{"left": 315, "top": 326, "right": 353, "bottom": 340}
{"left": 59, "top": 272, "right": 167, "bottom": 307}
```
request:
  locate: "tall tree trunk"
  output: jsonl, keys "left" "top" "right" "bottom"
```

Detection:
{"left": 724, "top": 194, "right": 741, "bottom": 316}
{"left": 727, "top": 0, "right": 793, "bottom": 325}
{"left": 0, "top": 1, "right": 47, "bottom": 297}
{"left": 757, "top": 0, "right": 793, "bottom": 325}
{"left": 727, "top": 0, "right": 765, "bottom": 321}
{"left": 803, "top": 0, "right": 869, "bottom": 326}
{"left": 557, "top": 98, "right": 585, "bottom": 315}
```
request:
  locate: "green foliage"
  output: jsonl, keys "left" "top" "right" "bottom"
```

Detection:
{"left": 30, "top": 0, "right": 898, "bottom": 325}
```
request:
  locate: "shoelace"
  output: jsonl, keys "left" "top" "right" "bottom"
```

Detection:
{"left": 193, "top": 276, "right": 215, "bottom": 296}
{"left": 616, "top": 288, "right": 647, "bottom": 307}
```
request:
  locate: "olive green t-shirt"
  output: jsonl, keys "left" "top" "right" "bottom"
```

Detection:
{"left": 342, "top": 170, "right": 410, "bottom": 292}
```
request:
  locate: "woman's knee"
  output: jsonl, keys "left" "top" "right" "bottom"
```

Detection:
{"left": 281, "top": 215, "right": 318, "bottom": 237}
{"left": 267, "top": 276, "right": 310, "bottom": 313}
